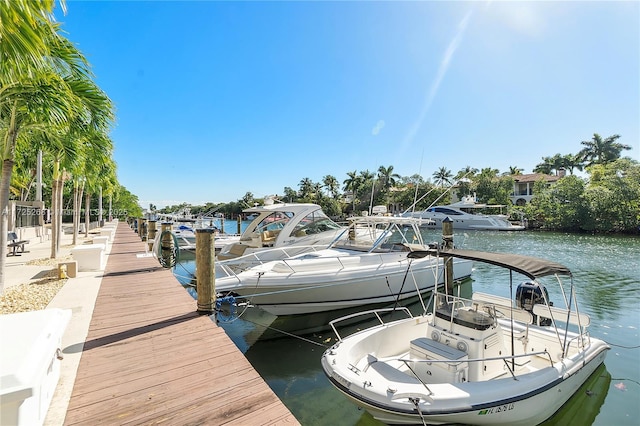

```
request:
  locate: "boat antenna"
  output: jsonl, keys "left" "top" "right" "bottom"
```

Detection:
{"left": 411, "top": 148, "right": 425, "bottom": 214}
{"left": 369, "top": 175, "right": 376, "bottom": 216}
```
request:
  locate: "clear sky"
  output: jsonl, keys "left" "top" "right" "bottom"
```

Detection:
{"left": 55, "top": 1, "right": 639, "bottom": 209}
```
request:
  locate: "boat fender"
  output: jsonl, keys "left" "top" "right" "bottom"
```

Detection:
{"left": 215, "top": 295, "right": 237, "bottom": 321}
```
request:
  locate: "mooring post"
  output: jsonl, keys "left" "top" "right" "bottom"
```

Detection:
{"left": 147, "top": 220, "right": 157, "bottom": 251}
{"left": 442, "top": 217, "right": 454, "bottom": 295}
{"left": 237, "top": 215, "right": 242, "bottom": 234}
{"left": 138, "top": 218, "right": 147, "bottom": 241}
{"left": 160, "top": 222, "right": 174, "bottom": 265}
{"left": 220, "top": 214, "right": 225, "bottom": 234}
{"left": 196, "top": 228, "right": 216, "bottom": 314}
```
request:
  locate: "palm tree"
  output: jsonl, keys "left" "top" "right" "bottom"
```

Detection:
{"left": 479, "top": 167, "right": 500, "bottom": 178}
{"left": 9, "top": 137, "right": 40, "bottom": 200}
{"left": 534, "top": 154, "right": 568, "bottom": 175}
{"left": 377, "top": 165, "right": 401, "bottom": 191}
{"left": 48, "top": 129, "right": 79, "bottom": 257}
{"left": 561, "top": 153, "right": 584, "bottom": 175}
{"left": 322, "top": 175, "right": 340, "bottom": 199}
{"left": 533, "top": 159, "right": 553, "bottom": 175}
{"left": 0, "top": 1, "right": 63, "bottom": 79}
{"left": 1, "top": 1, "right": 70, "bottom": 292}
{"left": 312, "top": 182, "right": 323, "bottom": 201}
{"left": 72, "top": 131, "right": 114, "bottom": 244}
{"left": 298, "top": 177, "right": 314, "bottom": 199}
{"left": 283, "top": 186, "right": 297, "bottom": 203}
{"left": 377, "top": 165, "right": 401, "bottom": 206}
{"left": 579, "top": 133, "right": 632, "bottom": 166}
{"left": 456, "top": 166, "right": 478, "bottom": 180}
{"left": 4, "top": 69, "right": 112, "bottom": 263}
{"left": 41, "top": 76, "right": 113, "bottom": 257}
{"left": 507, "top": 166, "right": 524, "bottom": 175}
{"left": 343, "top": 170, "right": 361, "bottom": 212}
{"left": 432, "top": 167, "right": 453, "bottom": 187}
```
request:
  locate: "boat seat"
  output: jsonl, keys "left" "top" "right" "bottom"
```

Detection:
{"left": 368, "top": 359, "right": 422, "bottom": 385}
{"left": 217, "top": 244, "right": 250, "bottom": 260}
{"left": 261, "top": 230, "right": 278, "bottom": 246}
{"left": 532, "top": 304, "right": 590, "bottom": 327}
{"left": 472, "top": 292, "right": 533, "bottom": 324}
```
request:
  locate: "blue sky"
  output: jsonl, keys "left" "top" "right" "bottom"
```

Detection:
{"left": 56, "top": 1, "right": 639, "bottom": 208}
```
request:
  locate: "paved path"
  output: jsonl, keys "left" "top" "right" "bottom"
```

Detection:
{"left": 3, "top": 222, "right": 298, "bottom": 425}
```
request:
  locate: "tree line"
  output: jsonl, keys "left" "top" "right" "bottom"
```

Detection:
{"left": 1, "top": 2, "right": 141, "bottom": 293}
{"left": 160, "top": 133, "right": 638, "bottom": 235}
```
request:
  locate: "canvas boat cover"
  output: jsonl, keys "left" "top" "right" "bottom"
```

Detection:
{"left": 408, "top": 248, "right": 572, "bottom": 279}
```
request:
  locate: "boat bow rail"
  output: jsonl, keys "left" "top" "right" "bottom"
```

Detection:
{"left": 328, "top": 307, "right": 414, "bottom": 342}
{"left": 215, "top": 245, "right": 326, "bottom": 277}
{"left": 268, "top": 248, "right": 417, "bottom": 274}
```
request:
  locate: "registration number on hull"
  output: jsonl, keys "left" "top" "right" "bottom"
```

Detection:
{"left": 478, "top": 403, "right": 515, "bottom": 416}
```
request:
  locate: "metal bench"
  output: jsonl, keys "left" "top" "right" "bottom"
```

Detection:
{"left": 7, "top": 232, "right": 29, "bottom": 256}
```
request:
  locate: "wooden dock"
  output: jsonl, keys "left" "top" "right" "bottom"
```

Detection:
{"left": 64, "top": 223, "right": 299, "bottom": 425}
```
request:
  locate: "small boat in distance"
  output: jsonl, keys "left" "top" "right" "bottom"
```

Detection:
{"left": 405, "top": 195, "right": 525, "bottom": 231}
{"left": 322, "top": 248, "right": 609, "bottom": 425}
{"left": 171, "top": 224, "right": 241, "bottom": 252}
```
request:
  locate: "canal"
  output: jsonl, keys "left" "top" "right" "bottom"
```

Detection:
{"left": 174, "top": 227, "right": 639, "bottom": 425}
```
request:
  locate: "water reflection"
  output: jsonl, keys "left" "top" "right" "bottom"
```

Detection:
{"left": 172, "top": 230, "right": 638, "bottom": 426}
{"left": 540, "top": 364, "right": 611, "bottom": 426}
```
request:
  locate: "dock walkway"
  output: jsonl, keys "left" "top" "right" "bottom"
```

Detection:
{"left": 63, "top": 223, "right": 298, "bottom": 425}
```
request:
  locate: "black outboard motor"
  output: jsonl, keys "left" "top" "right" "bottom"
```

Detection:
{"left": 516, "top": 281, "right": 552, "bottom": 326}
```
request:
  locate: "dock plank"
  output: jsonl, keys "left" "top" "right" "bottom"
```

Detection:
{"left": 64, "top": 223, "right": 299, "bottom": 425}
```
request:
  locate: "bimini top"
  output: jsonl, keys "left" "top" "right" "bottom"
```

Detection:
{"left": 408, "top": 248, "right": 572, "bottom": 279}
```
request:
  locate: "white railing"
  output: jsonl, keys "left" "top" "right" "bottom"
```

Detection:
{"left": 329, "top": 307, "right": 414, "bottom": 342}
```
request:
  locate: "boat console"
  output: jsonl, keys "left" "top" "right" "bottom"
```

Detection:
{"left": 427, "top": 294, "right": 511, "bottom": 381}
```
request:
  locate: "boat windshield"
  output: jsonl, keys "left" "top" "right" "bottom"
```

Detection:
{"left": 255, "top": 211, "right": 293, "bottom": 234}
{"left": 383, "top": 224, "right": 423, "bottom": 246}
{"left": 289, "top": 210, "right": 342, "bottom": 237}
{"left": 430, "top": 207, "right": 464, "bottom": 215}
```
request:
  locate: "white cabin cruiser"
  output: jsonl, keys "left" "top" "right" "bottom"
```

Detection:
{"left": 406, "top": 196, "right": 525, "bottom": 231}
{"left": 322, "top": 249, "right": 609, "bottom": 425}
{"left": 217, "top": 202, "right": 345, "bottom": 260}
{"left": 169, "top": 224, "right": 240, "bottom": 252}
{"left": 214, "top": 216, "right": 473, "bottom": 316}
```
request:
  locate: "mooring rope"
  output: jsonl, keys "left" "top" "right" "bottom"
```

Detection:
{"left": 410, "top": 397, "right": 428, "bottom": 426}
{"left": 157, "top": 230, "right": 180, "bottom": 268}
{"left": 236, "top": 315, "right": 331, "bottom": 348}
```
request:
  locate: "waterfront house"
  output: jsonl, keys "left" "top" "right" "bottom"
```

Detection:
{"left": 510, "top": 172, "right": 563, "bottom": 205}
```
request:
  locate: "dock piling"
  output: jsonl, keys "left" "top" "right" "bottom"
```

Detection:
{"left": 159, "top": 222, "right": 175, "bottom": 267}
{"left": 442, "top": 217, "right": 454, "bottom": 295}
{"left": 139, "top": 218, "right": 147, "bottom": 241}
{"left": 196, "top": 228, "right": 216, "bottom": 314}
{"left": 147, "top": 220, "right": 157, "bottom": 251}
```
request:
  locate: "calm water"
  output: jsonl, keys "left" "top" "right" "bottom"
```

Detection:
{"left": 174, "top": 227, "right": 640, "bottom": 425}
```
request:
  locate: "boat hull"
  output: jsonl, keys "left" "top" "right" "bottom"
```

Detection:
{"left": 322, "top": 316, "right": 609, "bottom": 425}
{"left": 216, "top": 256, "right": 473, "bottom": 316}
{"left": 417, "top": 216, "right": 525, "bottom": 231}
{"left": 327, "top": 352, "right": 607, "bottom": 425}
